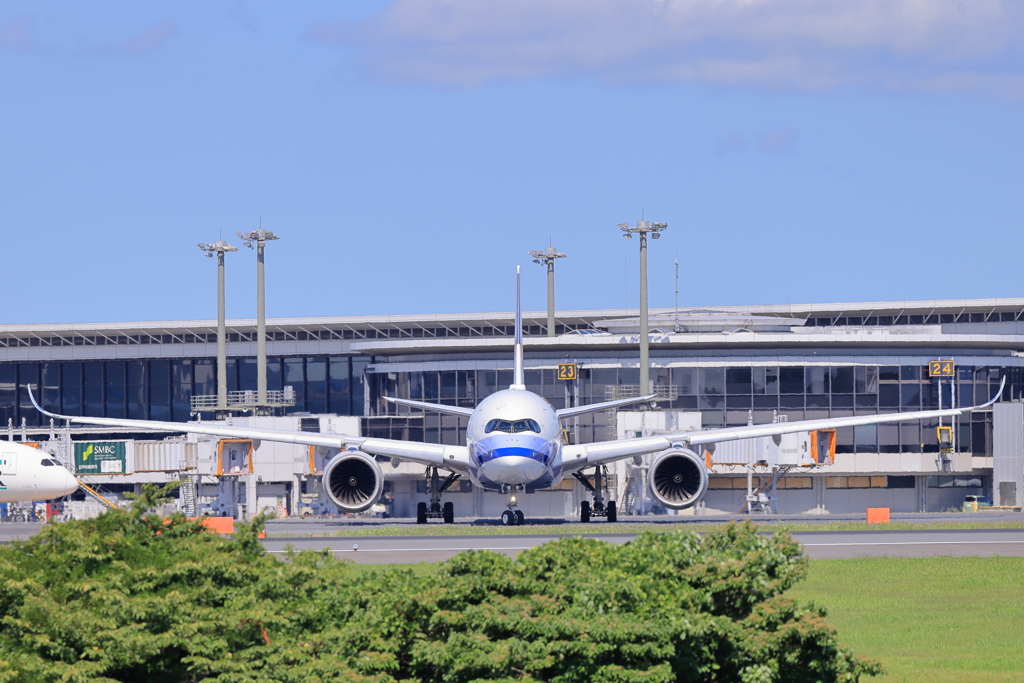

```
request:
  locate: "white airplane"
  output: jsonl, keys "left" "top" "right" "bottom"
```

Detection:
{"left": 29, "top": 269, "right": 1004, "bottom": 526}
{"left": 0, "top": 441, "right": 80, "bottom": 504}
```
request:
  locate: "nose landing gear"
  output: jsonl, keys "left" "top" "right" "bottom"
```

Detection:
{"left": 416, "top": 467, "right": 460, "bottom": 524}
{"left": 573, "top": 466, "right": 618, "bottom": 523}
{"left": 500, "top": 484, "right": 526, "bottom": 526}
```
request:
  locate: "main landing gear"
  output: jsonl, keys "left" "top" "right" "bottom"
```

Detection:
{"left": 500, "top": 484, "right": 526, "bottom": 526}
{"left": 573, "top": 466, "right": 618, "bottom": 523}
{"left": 416, "top": 466, "right": 460, "bottom": 524}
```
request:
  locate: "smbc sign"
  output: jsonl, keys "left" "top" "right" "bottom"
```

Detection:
{"left": 75, "top": 442, "right": 127, "bottom": 474}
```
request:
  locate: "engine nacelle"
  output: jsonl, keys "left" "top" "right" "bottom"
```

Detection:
{"left": 322, "top": 451, "right": 384, "bottom": 513}
{"left": 648, "top": 447, "right": 708, "bottom": 510}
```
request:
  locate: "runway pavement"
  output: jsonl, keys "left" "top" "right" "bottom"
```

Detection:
{"left": 263, "top": 528, "right": 1024, "bottom": 564}
{"left": 4, "top": 521, "right": 1024, "bottom": 563}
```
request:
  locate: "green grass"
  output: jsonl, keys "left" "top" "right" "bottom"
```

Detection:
{"left": 276, "top": 518, "right": 1024, "bottom": 538}
{"left": 336, "top": 547, "right": 1024, "bottom": 682}
{"left": 788, "top": 557, "right": 1024, "bottom": 683}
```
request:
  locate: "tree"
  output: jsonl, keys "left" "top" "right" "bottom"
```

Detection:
{"left": 0, "top": 485, "right": 880, "bottom": 682}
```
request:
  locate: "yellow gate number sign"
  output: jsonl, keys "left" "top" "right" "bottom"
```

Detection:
{"left": 929, "top": 360, "right": 955, "bottom": 378}
{"left": 557, "top": 363, "right": 578, "bottom": 381}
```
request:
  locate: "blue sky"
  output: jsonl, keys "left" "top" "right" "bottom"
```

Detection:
{"left": 2, "top": 1, "right": 1023, "bottom": 324}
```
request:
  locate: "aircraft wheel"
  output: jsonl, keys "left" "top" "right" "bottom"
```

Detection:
{"left": 580, "top": 500, "right": 591, "bottom": 523}
{"left": 416, "top": 502, "right": 428, "bottom": 524}
{"left": 515, "top": 510, "right": 525, "bottom": 525}
{"left": 501, "top": 510, "right": 516, "bottom": 526}
{"left": 607, "top": 501, "right": 617, "bottom": 523}
{"left": 443, "top": 502, "right": 454, "bottom": 524}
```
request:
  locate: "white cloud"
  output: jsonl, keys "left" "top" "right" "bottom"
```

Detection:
{"left": 310, "top": 0, "right": 1024, "bottom": 94}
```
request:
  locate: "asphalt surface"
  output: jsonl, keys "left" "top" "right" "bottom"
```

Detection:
{"left": 4, "top": 517, "right": 1024, "bottom": 564}
{"left": 262, "top": 528, "right": 1024, "bottom": 563}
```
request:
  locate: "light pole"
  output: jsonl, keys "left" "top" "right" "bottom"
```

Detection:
{"left": 198, "top": 240, "right": 238, "bottom": 413}
{"left": 618, "top": 219, "right": 667, "bottom": 393}
{"left": 236, "top": 227, "right": 279, "bottom": 410}
{"left": 528, "top": 246, "right": 567, "bottom": 337}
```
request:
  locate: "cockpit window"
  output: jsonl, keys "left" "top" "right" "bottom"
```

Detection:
{"left": 484, "top": 419, "right": 541, "bottom": 434}
{"left": 40, "top": 459, "right": 56, "bottom": 466}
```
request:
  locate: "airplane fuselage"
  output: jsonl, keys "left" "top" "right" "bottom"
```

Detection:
{"left": 0, "top": 442, "right": 80, "bottom": 503}
{"left": 466, "top": 389, "right": 563, "bottom": 490}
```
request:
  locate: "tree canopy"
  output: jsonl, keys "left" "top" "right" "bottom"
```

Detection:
{"left": 0, "top": 485, "right": 881, "bottom": 682}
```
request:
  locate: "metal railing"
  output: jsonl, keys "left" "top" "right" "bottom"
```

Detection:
{"left": 190, "top": 387, "right": 296, "bottom": 412}
{"left": 604, "top": 384, "right": 679, "bottom": 402}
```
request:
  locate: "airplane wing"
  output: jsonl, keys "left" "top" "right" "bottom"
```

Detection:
{"left": 27, "top": 386, "right": 470, "bottom": 471}
{"left": 382, "top": 396, "right": 475, "bottom": 417}
{"left": 561, "top": 377, "right": 1005, "bottom": 470}
{"left": 556, "top": 394, "right": 658, "bottom": 419}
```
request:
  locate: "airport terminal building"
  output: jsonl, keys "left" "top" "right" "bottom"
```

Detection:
{"left": 3, "top": 297, "right": 1023, "bottom": 518}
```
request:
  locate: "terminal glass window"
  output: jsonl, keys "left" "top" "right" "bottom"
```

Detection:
{"left": 62, "top": 363, "right": 82, "bottom": 416}
{"left": 674, "top": 368, "right": 696, "bottom": 395}
{"left": 238, "top": 359, "right": 258, "bottom": 392}
{"left": 42, "top": 363, "right": 60, "bottom": 417}
{"left": 193, "top": 360, "right": 215, "bottom": 398}
{"left": 351, "top": 357, "right": 369, "bottom": 416}
{"left": 149, "top": 360, "right": 170, "bottom": 421}
{"left": 128, "top": 361, "right": 146, "bottom": 419}
{"left": 0, "top": 366, "right": 15, "bottom": 427}
{"left": 855, "top": 366, "right": 878, "bottom": 393}
{"left": 266, "top": 359, "right": 283, "bottom": 392}
{"left": 172, "top": 360, "right": 192, "bottom": 422}
{"left": 879, "top": 366, "right": 899, "bottom": 381}
{"left": 105, "top": 361, "right": 126, "bottom": 419}
{"left": 779, "top": 367, "right": 804, "bottom": 394}
{"left": 879, "top": 385, "right": 900, "bottom": 408}
{"left": 806, "top": 367, "right": 829, "bottom": 394}
{"left": 83, "top": 362, "right": 103, "bottom": 418}
{"left": 726, "top": 368, "right": 751, "bottom": 394}
{"left": 306, "top": 358, "right": 327, "bottom": 414}
{"left": 17, "top": 364, "right": 40, "bottom": 426}
{"left": 831, "top": 367, "right": 854, "bottom": 394}
{"left": 700, "top": 368, "right": 724, "bottom": 395}
{"left": 329, "top": 357, "right": 351, "bottom": 414}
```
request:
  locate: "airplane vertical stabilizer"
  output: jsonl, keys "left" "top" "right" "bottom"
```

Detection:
{"left": 511, "top": 266, "right": 525, "bottom": 389}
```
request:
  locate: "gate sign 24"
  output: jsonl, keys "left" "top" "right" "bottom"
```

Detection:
{"left": 929, "top": 360, "right": 955, "bottom": 378}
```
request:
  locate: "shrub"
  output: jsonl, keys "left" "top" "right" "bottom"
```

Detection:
{"left": 0, "top": 485, "right": 880, "bottom": 682}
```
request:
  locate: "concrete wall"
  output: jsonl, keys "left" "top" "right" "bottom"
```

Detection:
{"left": 993, "top": 403, "right": 1023, "bottom": 507}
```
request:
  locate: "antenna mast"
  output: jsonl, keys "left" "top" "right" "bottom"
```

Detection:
{"left": 674, "top": 254, "right": 680, "bottom": 333}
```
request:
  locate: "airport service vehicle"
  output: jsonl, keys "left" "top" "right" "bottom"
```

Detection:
{"left": 30, "top": 269, "right": 1004, "bottom": 526}
{"left": 0, "top": 441, "right": 80, "bottom": 504}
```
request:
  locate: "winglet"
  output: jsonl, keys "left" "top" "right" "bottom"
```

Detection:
{"left": 974, "top": 375, "right": 1007, "bottom": 410}
{"left": 26, "top": 384, "right": 60, "bottom": 419}
{"left": 510, "top": 266, "right": 525, "bottom": 390}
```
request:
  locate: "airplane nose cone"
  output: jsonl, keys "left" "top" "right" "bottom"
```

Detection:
{"left": 61, "top": 469, "right": 79, "bottom": 497}
{"left": 40, "top": 467, "right": 79, "bottom": 499}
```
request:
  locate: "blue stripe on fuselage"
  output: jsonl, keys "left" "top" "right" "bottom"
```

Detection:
{"left": 491, "top": 447, "right": 536, "bottom": 459}
{"left": 471, "top": 436, "right": 554, "bottom": 466}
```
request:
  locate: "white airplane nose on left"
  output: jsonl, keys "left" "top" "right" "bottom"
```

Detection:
{"left": 38, "top": 466, "right": 79, "bottom": 500}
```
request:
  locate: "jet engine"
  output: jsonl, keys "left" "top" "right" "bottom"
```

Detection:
{"left": 322, "top": 450, "right": 384, "bottom": 513}
{"left": 648, "top": 447, "right": 708, "bottom": 509}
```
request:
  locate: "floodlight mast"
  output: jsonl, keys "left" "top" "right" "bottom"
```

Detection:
{"left": 197, "top": 240, "right": 238, "bottom": 415}
{"left": 527, "top": 246, "right": 567, "bottom": 337}
{"left": 236, "top": 227, "right": 279, "bottom": 411}
{"left": 618, "top": 219, "right": 667, "bottom": 394}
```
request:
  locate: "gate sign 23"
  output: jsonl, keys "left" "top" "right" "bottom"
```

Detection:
{"left": 557, "top": 363, "right": 578, "bottom": 381}
{"left": 929, "top": 360, "right": 955, "bottom": 378}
